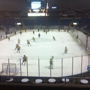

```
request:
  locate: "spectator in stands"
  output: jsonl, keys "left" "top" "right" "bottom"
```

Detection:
{"left": 25, "top": 29, "right": 26, "bottom": 32}
{"left": 11, "top": 31, "right": 12, "bottom": 34}
{"left": 38, "top": 28, "right": 39, "bottom": 32}
{"left": 0, "top": 35, "right": 2, "bottom": 39}
{"left": 6, "top": 35, "right": 7, "bottom": 39}
{"left": 14, "top": 31, "right": 16, "bottom": 35}
{"left": 5, "top": 31, "right": 7, "bottom": 36}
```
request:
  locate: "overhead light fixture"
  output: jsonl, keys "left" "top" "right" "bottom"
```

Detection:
{"left": 17, "top": 23, "right": 21, "bottom": 25}
{"left": 73, "top": 22, "right": 78, "bottom": 25}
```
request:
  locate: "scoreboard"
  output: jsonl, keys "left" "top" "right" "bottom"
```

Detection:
{"left": 28, "top": 0, "right": 45, "bottom": 12}
{"left": 27, "top": 0, "right": 47, "bottom": 16}
{"left": 31, "top": 1, "right": 41, "bottom": 11}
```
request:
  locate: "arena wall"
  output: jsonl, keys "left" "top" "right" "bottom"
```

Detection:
{"left": 70, "top": 29, "right": 90, "bottom": 53}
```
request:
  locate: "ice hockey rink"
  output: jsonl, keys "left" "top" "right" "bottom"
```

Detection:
{"left": 0, "top": 29, "right": 89, "bottom": 77}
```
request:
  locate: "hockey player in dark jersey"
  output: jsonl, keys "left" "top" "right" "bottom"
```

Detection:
{"left": 17, "top": 45, "right": 20, "bottom": 53}
{"left": 20, "top": 31, "right": 22, "bottom": 35}
{"left": 27, "top": 40, "right": 31, "bottom": 46}
{"left": 33, "top": 31, "right": 35, "bottom": 34}
{"left": 53, "top": 36, "right": 56, "bottom": 41}
{"left": 15, "top": 44, "right": 19, "bottom": 50}
{"left": 38, "top": 33, "right": 40, "bottom": 38}
{"left": 7, "top": 36, "right": 10, "bottom": 40}
{"left": 22, "top": 55, "right": 27, "bottom": 65}
{"left": 46, "top": 31, "right": 47, "bottom": 34}
{"left": 64, "top": 46, "right": 68, "bottom": 53}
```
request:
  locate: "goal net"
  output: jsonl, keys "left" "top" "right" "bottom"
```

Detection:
{"left": 1, "top": 63, "right": 17, "bottom": 76}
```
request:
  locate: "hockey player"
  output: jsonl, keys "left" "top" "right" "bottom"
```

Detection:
{"left": 14, "top": 31, "right": 16, "bottom": 35}
{"left": 18, "top": 39, "right": 20, "bottom": 44}
{"left": 7, "top": 36, "right": 10, "bottom": 40}
{"left": 6, "top": 35, "right": 7, "bottom": 39}
{"left": 27, "top": 40, "right": 31, "bottom": 46}
{"left": 32, "top": 37, "right": 35, "bottom": 42}
{"left": 46, "top": 31, "right": 47, "bottom": 34}
{"left": 38, "top": 33, "right": 40, "bottom": 38}
{"left": 49, "top": 56, "right": 54, "bottom": 69}
{"left": 17, "top": 45, "right": 20, "bottom": 53}
{"left": 64, "top": 46, "right": 68, "bottom": 53}
{"left": 53, "top": 36, "right": 56, "bottom": 41}
{"left": 58, "top": 28, "right": 60, "bottom": 32}
{"left": 15, "top": 44, "right": 19, "bottom": 50}
{"left": 43, "top": 29, "right": 45, "bottom": 32}
{"left": 48, "top": 29, "right": 49, "bottom": 32}
{"left": 20, "top": 31, "right": 22, "bottom": 35}
{"left": 33, "top": 31, "right": 35, "bottom": 34}
{"left": 22, "top": 55, "right": 27, "bottom": 65}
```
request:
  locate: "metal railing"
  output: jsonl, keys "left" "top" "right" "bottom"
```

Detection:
{"left": 0, "top": 54, "right": 89, "bottom": 77}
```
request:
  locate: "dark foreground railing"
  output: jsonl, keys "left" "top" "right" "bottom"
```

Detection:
{"left": 0, "top": 76, "right": 90, "bottom": 90}
{"left": 0, "top": 76, "right": 90, "bottom": 85}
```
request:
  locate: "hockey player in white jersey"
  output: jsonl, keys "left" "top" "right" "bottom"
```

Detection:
{"left": 18, "top": 39, "right": 20, "bottom": 44}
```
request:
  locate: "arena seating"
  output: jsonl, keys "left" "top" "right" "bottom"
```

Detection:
{"left": 1, "top": 17, "right": 90, "bottom": 30}
{"left": 60, "top": 19, "right": 72, "bottom": 26}
{"left": 48, "top": 17, "right": 58, "bottom": 25}
{"left": 35, "top": 17, "right": 46, "bottom": 25}
{"left": 23, "top": 18, "right": 36, "bottom": 26}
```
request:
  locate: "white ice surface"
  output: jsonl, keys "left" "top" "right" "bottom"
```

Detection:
{"left": 0, "top": 30, "right": 89, "bottom": 77}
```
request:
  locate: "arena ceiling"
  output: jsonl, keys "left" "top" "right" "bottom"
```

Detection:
{"left": 47, "top": 0, "right": 90, "bottom": 17}
{"left": 0, "top": 0, "right": 90, "bottom": 18}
